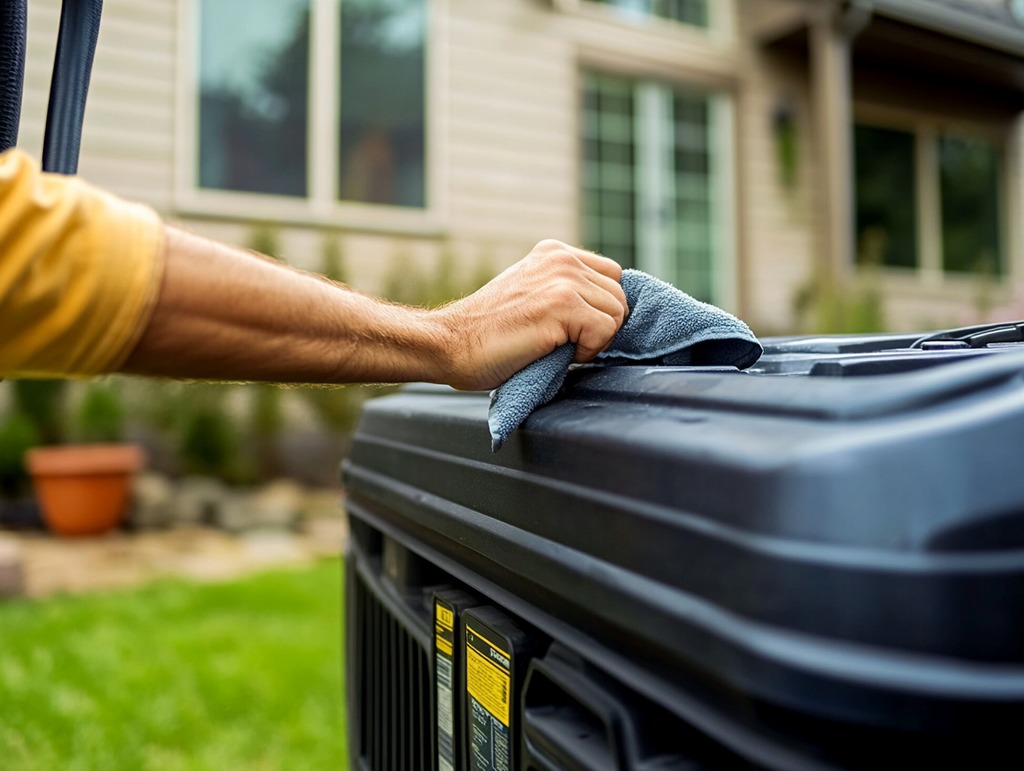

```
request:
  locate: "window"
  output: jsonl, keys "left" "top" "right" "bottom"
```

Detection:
{"left": 853, "top": 125, "right": 917, "bottom": 269}
{"left": 198, "top": 0, "right": 309, "bottom": 197}
{"left": 589, "top": 0, "right": 707, "bottom": 27}
{"left": 939, "top": 136, "right": 1002, "bottom": 275}
{"left": 339, "top": 0, "right": 426, "bottom": 207}
{"left": 196, "top": 0, "right": 426, "bottom": 208}
{"left": 854, "top": 121, "right": 1004, "bottom": 276}
{"left": 582, "top": 73, "right": 723, "bottom": 302}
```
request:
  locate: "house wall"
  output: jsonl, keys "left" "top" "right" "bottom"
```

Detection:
{"left": 735, "top": 0, "right": 818, "bottom": 332}
{"left": 18, "top": 0, "right": 745, "bottom": 300}
{"left": 17, "top": 0, "right": 1023, "bottom": 335}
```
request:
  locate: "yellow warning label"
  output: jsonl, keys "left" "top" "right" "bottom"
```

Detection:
{"left": 466, "top": 645, "right": 510, "bottom": 727}
{"left": 437, "top": 605, "right": 455, "bottom": 631}
{"left": 436, "top": 636, "right": 453, "bottom": 656}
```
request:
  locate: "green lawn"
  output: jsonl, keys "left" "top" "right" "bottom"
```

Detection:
{"left": 0, "top": 560, "right": 347, "bottom": 770}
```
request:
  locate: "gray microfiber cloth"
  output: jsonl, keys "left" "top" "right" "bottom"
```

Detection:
{"left": 488, "top": 269, "right": 762, "bottom": 451}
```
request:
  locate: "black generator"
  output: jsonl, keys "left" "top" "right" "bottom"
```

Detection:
{"left": 343, "top": 325, "right": 1024, "bottom": 771}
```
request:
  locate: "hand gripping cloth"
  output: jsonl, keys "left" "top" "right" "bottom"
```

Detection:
{"left": 488, "top": 269, "right": 762, "bottom": 451}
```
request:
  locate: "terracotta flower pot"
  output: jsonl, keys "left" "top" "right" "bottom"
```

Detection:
{"left": 26, "top": 444, "right": 146, "bottom": 537}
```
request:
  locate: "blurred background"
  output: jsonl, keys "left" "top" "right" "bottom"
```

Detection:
{"left": 4, "top": 0, "right": 1024, "bottom": 766}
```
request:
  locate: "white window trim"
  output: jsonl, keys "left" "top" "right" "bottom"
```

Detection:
{"left": 174, "top": 0, "right": 448, "bottom": 235}
{"left": 853, "top": 103, "right": 1012, "bottom": 285}
{"left": 710, "top": 92, "right": 738, "bottom": 311}
{"left": 553, "top": 0, "right": 734, "bottom": 44}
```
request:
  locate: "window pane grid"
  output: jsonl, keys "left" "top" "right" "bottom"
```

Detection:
{"left": 671, "top": 91, "right": 713, "bottom": 301}
{"left": 582, "top": 74, "right": 717, "bottom": 301}
{"left": 582, "top": 73, "right": 637, "bottom": 268}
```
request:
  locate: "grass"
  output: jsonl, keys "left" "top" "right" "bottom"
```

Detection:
{"left": 0, "top": 560, "right": 347, "bottom": 770}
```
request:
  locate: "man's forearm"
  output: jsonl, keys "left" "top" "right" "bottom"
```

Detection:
{"left": 121, "top": 227, "right": 628, "bottom": 391}
{"left": 121, "top": 226, "right": 451, "bottom": 384}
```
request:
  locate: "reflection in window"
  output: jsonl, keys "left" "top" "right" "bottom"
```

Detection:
{"left": 854, "top": 124, "right": 917, "bottom": 269}
{"left": 198, "top": 0, "right": 309, "bottom": 197}
{"left": 940, "top": 136, "right": 1002, "bottom": 275}
{"left": 590, "top": 0, "right": 707, "bottom": 27}
{"left": 339, "top": 0, "right": 426, "bottom": 207}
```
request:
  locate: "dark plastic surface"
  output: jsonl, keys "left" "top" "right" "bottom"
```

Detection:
{"left": 0, "top": 0, "right": 27, "bottom": 153}
{"left": 345, "top": 330, "right": 1024, "bottom": 769}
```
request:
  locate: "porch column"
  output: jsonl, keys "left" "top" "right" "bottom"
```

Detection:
{"left": 809, "top": 3, "right": 867, "bottom": 284}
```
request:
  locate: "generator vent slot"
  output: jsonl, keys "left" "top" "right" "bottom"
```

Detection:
{"left": 352, "top": 570, "right": 432, "bottom": 771}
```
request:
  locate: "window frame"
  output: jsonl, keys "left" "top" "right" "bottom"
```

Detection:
{"left": 175, "top": 0, "right": 447, "bottom": 235}
{"left": 579, "top": 69, "right": 736, "bottom": 307}
{"left": 853, "top": 104, "right": 1011, "bottom": 283}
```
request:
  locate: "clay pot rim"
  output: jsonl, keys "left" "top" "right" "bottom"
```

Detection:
{"left": 26, "top": 443, "right": 146, "bottom": 476}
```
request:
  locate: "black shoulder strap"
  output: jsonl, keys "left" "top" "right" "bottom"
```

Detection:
{"left": 0, "top": 0, "right": 104, "bottom": 173}
{"left": 0, "top": 0, "right": 27, "bottom": 154}
{"left": 42, "top": 0, "right": 104, "bottom": 174}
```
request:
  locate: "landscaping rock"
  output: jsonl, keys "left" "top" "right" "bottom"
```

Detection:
{"left": 0, "top": 537, "right": 25, "bottom": 597}
{"left": 298, "top": 488, "right": 344, "bottom": 523}
{"left": 214, "top": 492, "right": 256, "bottom": 534}
{"left": 171, "top": 476, "right": 230, "bottom": 527}
{"left": 130, "top": 471, "right": 174, "bottom": 529}
{"left": 216, "top": 479, "right": 305, "bottom": 533}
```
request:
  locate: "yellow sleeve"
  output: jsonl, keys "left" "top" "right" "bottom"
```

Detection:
{"left": 0, "top": 148, "right": 165, "bottom": 377}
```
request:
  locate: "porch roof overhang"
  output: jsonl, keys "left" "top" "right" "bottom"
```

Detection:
{"left": 758, "top": 0, "right": 1024, "bottom": 107}
{"left": 869, "top": 0, "right": 1024, "bottom": 58}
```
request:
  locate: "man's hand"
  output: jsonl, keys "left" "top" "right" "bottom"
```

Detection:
{"left": 433, "top": 240, "right": 628, "bottom": 391}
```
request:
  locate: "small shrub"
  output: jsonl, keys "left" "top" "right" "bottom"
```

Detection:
{"left": 177, "top": 385, "right": 256, "bottom": 484}
{"left": 0, "top": 412, "right": 39, "bottom": 496}
{"left": 792, "top": 267, "right": 886, "bottom": 335}
{"left": 248, "top": 223, "right": 284, "bottom": 261}
{"left": 73, "top": 382, "right": 125, "bottom": 443}
{"left": 320, "top": 229, "right": 347, "bottom": 284}
{"left": 12, "top": 379, "right": 66, "bottom": 445}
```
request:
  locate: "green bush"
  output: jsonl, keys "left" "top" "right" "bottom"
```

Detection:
{"left": 73, "top": 382, "right": 125, "bottom": 444}
{"left": 12, "top": 379, "right": 66, "bottom": 445}
{"left": 176, "top": 384, "right": 257, "bottom": 484}
{"left": 792, "top": 270, "right": 886, "bottom": 335}
{"left": 0, "top": 412, "right": 39, "bottom": 496}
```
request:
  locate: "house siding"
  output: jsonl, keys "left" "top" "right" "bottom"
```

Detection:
{"left": 445, "top": 1, "right": 578, "bottom": 255}
{"left": 736, "top": 3, "right": 818, "bottom": 331}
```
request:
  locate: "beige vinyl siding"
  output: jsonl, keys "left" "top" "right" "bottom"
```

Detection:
{"left": 445, "top": 1, "right": 578, "bottom": 250}
{"left": 735, "top": 9, "right": 817, "bottom": 332}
